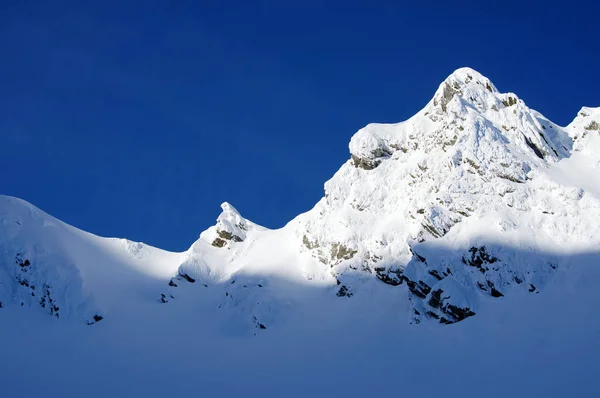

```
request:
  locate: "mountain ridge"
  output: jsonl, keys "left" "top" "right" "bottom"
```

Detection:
{"left": 1, "top": 67, "right": 599, "bottom": 329}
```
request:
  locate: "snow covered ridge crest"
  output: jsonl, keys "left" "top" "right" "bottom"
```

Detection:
{"left": 349, "top": 67, "right": 571, "bottom": 171}
{"left": 0, "top": 197, "right": 104, "bottom": 325}
{"left": 1, "top": 67, "right": 599, "bottom": 329}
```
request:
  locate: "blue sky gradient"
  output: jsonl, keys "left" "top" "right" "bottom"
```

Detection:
{"left": 1, "top": 1, "right": 598, "bottom": 250}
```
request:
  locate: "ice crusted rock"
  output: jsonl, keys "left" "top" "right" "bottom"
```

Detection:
{"left": 569, "top": 106, "right": 600, "bottom": 151}
{"left": 199, "top": 202, "right": 264, "bottom": 248}
{"left": 349, "top": 128, "right": 393, "bottom": 170}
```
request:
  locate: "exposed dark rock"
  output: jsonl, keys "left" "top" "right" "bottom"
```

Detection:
{"left": 585, "top": 121, "right": 599, "bottom": 130}
{"left": 487, "top": 280, "right": 504, "bottom": 298}
{"left": 218, "top": 230, "right": 243, "bottom": 242}
{"left": 86, "top": 314, "right": 104, "bottom": 325}
{"left": 464, "top": 246, "right": 498, "bottom": 273}
{"left": 17, "top": 259, "right": 30, "bottom": 268}
{"left": 502, "top": 96, "right": 517, "bottom": 107}
{"left": 330, "top": 243, "right": 357, "bottom": 262}
{"left": 428, "top": 289, "right": 443, "bottom": 309}
{"left": 529, "top": 284, "right": 536, "bottom": 292}
{"left": 420, "top": 287, "right": 477, "bottom": 324}
{"left": 421, "top": 222, "right": 446, "bottom": 238}
{"left": 336, "top": 285, "right": 353, "bottom": 297}
{"left": 211, "top": 230, "right": 244, "bottom": 248}
{"left": 302, "top": 235, "right": 319, "bottom": 250}
{"left": 168, "top": 280, "right": 177, "bottom": 287}
{"left": 428, "top": 270, "right": 443, "bottom": 281}
{"left": 351, "top": 154, "right": 381, "bottom": 170}
{"left": 211, "top": 238, "right": 227, "bottom": 248}
{"left": 523, "top": 135, "right": 545, "bottom": 159}
{"left": 251, "top": 316, "right": 267, "bottom": 330}
{"left": 496, "top": 173, "right": 525, "bottom": 184}
{"left": 374, "top": 267, "right": 404, "bottom": 286}
{"left": 179, "top": 273, "right": 196, "bottom": 283}
{"left": 538, "top": 132, "right": 559, "bottom": 156}
{"left": 351, "top": 146, "right": 392, "bottom": 170}
{"left": 513, "top": 276, "right": 523, "bottom": 284}
{"left": 426, "top": 311, "right": 440, "bottom": 319}
{"left": 406, "top": 279, "right": 431, "bottom": 299}
{"left": 435, "top": 83, "right": 461, "bottom": 113}
{"left": 410, "top": 248, "right": 427, "bottom": 263}
{"left": 444, "top": 304, "right": 475, "bottom": 322}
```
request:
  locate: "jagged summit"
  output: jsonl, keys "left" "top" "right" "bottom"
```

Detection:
{"left": 300, "top": 67, "right": 600, "bottom": 323}
{"left": 348, "top": 67, "right": 570, "bottom": 174}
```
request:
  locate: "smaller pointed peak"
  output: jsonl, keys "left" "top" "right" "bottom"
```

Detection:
{"left": 199, "top": 202, "right": 249, "bottom": 248}
{"left": 204, "top": 202, "right": 266, "bottom": 248}
{"left": 216, "top": 202, "right": 247, "bottom": 231}
{"left": 220, "top": 202, "right": 241, "bottom": 218}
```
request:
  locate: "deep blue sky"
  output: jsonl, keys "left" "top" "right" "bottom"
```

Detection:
{"left": 1, "top": 1, "right": 598, "bottom": 251}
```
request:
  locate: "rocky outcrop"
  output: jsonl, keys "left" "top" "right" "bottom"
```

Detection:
{"left": 403, "top": 244, "right": 560, "bottom": 324}
{"left": 0, "top": 247, "right": 103, "bottom": 325}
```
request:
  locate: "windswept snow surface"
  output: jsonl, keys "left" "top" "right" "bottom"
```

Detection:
{"left": 1, "top": 67, "right": 600, "bottom": 397}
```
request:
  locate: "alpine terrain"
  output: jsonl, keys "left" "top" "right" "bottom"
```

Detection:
{"left": 1, "top": 67, "right": 599, "bottom": 397}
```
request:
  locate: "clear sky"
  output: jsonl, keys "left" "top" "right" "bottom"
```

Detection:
{"left": 1, "top": 1, "right": 598, "bottom": 251}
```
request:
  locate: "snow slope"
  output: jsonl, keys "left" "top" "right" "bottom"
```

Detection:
{"left": 1, "top": 67, "right": 599, "bottom": 397}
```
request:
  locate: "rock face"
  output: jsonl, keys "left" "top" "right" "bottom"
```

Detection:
{"left": 1, "top": 67, "right": 599, "bottom": 329}
{"left": 294, "top": 67, "right": 600, "bottom": 324}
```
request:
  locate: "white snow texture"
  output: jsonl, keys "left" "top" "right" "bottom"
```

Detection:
{"left": 1, "top": 67, "right": 599, "bottom": 397}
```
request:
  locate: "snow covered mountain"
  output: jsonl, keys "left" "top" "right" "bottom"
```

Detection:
{"left": 2, "top": 67, "right": 600, "bottom": 397}
{"left": 1, "top": 68, "right": 599, "bottom": 334}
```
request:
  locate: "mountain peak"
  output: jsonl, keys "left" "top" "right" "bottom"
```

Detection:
{"left": 442, "top": 67, "right": 497, "bottom": 92}
{"left": 197, "top": 202, "right": 266, "bottom": 249}
{"left": 219, "top": 202, "right": 243, "bottom": 222}
{"left": 348, "top": 66, "right": 570, "bottom": 173}
{"left": 2, "top": 67, "right": 599, "bottom": 335}
{"left": 430, "top": 67, "right": 503, "bottom": 114}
